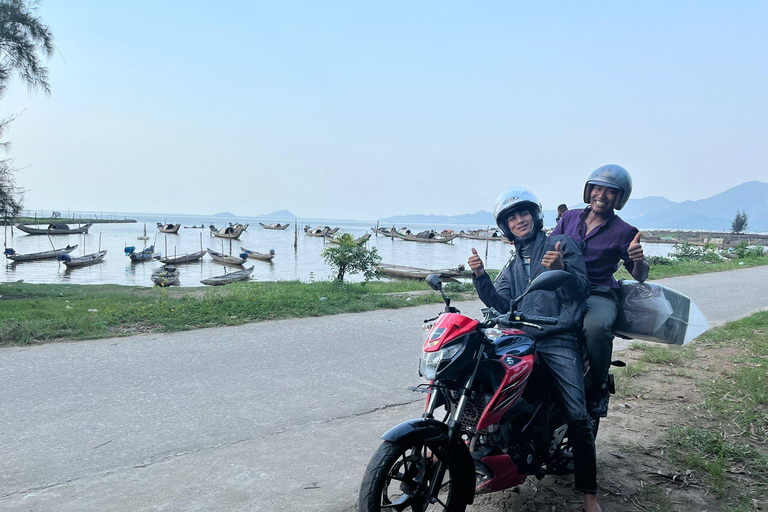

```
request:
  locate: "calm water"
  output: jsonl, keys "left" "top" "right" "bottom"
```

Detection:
{"left": 2, "top": 214, "right": 674, "bottom": 287}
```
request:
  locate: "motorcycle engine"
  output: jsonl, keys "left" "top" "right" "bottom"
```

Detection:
{"left": 448, "top": 389, "right": 487, "bottom": 432}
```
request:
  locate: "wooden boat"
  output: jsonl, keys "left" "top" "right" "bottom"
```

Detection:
{"left": 324, "top": 233, "right": 371, "bottom": 245}
{"left": 15, "top": 223, "right": 93, "bottom": 235}
{"left": 183, "top": 225, "right": 206, "bottom": 229}
{"left": 207, "top": 248, "right": 247, "bottom": 265}
{"left": 209, "top": 223, "right": 248, "bottom": 239}
{"left": 241, "top": 247, "right": 275, "bottom": 261}
{"left": 58, "top": 250, "right": 107, "bottom": 268}
{"left": 151, "top": 266, "right": 180, "bottom": 287}
{"left": 124, "top": 245, "right": 158, "bottom": 262}
{"left": 4, "top": 244, "right": 78, "bottom": 262}
{"left": 459, "top": 229, "right": 507, "bottom": 241}
{"left": 304, "top": 225, "right": 339, "bottom": 237}
{"left": 200, "top": 266, "right": 254, "bottom": 286}
{"left": 159, "top": 250, "right": 205, "bottom": 265}
{"left": 393, "top": 231, "right": 459, "bottom": 243}
{"left": 377, "top": 263, "right": 467, "bottom": 280}
{"left": 157, "top": 223, "right": 182, "bottom": 234}
{"left": 259, "top": 222, "right": 291, "bottom": 230}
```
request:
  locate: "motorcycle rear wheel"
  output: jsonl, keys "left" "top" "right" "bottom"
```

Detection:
{"left": 359, "top": 439, "right": 467, "bottom": 512}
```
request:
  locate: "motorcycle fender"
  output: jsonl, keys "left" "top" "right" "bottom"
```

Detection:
{"left": 381, "top": 418, "right": 449, "bottom": 444}
{"left": 381, "top": 419, "right": 476, "bottom": 505}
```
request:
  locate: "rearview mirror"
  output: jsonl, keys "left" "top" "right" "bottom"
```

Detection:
{"left": 425, "top": 274, "right": 442, "bottom": 291}
{"left": 527, "top": 270, "right": 571, "bottom": 292}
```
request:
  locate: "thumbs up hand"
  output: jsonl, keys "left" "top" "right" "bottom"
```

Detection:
{"left": 628, "top": 232, "right": 644, "bottom": 262}
{"left": 541, "top": 240, "right": 565, "bottom": 270}
{"left": 468, "top": 247, "right": 485, "bottom": 277}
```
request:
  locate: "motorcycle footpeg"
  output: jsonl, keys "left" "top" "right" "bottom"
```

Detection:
{"left": 610, "top": 359, "right": 626, "bottom": 367}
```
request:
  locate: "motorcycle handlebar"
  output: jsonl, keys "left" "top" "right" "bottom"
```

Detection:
{"left": 517, "top": 313, "right": 558, "bottom": 326}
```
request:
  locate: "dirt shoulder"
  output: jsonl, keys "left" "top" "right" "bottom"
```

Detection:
{"left": 469, "top": 312, "right": 768, "bottom": 512}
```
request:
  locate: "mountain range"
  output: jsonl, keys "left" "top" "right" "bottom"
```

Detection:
{"left": 382, "top": 181, "right": 768, "bottom": 231}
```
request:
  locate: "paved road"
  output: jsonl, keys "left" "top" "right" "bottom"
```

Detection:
{"left": 2, "top": 266, "right": 767, "bottom": 511}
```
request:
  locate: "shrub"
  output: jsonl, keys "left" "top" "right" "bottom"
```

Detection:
{"left": 321, "top": 233, "right": 381, "bottom": 283}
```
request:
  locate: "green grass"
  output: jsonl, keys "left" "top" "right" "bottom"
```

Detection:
{"left": 614, "top": 254, "right": 768, "bottom": 281}
{"left": 614, "top": 361, "right": 650, "bottom": 397}
{"left": 637, "top": 344, "right": 692, "bottom": 365}
{"left": 662, "top": 312, "right": 768, "bottom": 505}
{"left": 0, "top": 279, "right": 456, "bottom": 346}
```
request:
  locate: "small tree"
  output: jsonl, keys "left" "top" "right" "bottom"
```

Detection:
{"left": 322, "top": 233, "right": 381, "bottom": 283}
{"left": 731, "top": 210, "right": 749, "bottom": 234}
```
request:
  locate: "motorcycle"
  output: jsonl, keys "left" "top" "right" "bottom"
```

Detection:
{"left": 358, "top": 270, "right": 618, "bottom": 512}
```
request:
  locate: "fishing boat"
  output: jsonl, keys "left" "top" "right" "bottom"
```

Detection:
{"left": 209, "top": 223, "right": 248, "bottom": 239}
{"left": 151, "top": 266, "right": 180, "bottom": 287}
{"left": 183, "top": 225, "right": 205, "bottom": 229}
{"left": 459, "top": 229, "right": 507, "bottom": 241}
{"left": 241, "top": 247, "right": 275, "bottom": 261}
{"left": 324, "top": 233, "right": 371, "bottom": 245}
{"left": 259, "top": 222, "right": 291, "bottom": 230}
{"left": 207, "top": 248, "right": 247, "bottom": 265}
{"left": 159, "top": 250, "right": 205, "bottom": 265}
{"left": 377, "top": 263, "right": 467, "bottom": 280}
{"left": 4, "top": 244, "right": 78, "bottom": 262}
{"left": 304, "top": 225, "right": 339, "bottom": 237}
{"left": 200, "top": 266, "right": 254, "bottom": 286}
{"left": 58, "top": 250, "right": 108, "bottom": 268}
{"left": 124, "top": 245, "right": 158, "bottom": 262}
{"left": 157, "top": 223, "right": 182, "bottom": 234}
{"left": 393, "top": 231, "right": 459, "bottom": 243}
{"left": 15, "top": 223, "right": 93, "bottom": 235}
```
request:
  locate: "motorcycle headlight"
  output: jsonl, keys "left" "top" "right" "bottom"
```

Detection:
{"left": 420, "top": 344, "right": 462, "bottom": 380}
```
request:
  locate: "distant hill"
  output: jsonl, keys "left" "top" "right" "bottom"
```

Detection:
{"left": 212, "top": 212, "right": 236, "bottom": 217}
{"left": 383, "top": 181, "right": 768, "bottom": 231}
{"left": 255, "top": 210, "right": 295, "bottom": 219}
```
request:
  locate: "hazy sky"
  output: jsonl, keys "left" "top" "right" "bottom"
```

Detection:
{"left": 2, "top": 1, "right": 766, "bottom": 220}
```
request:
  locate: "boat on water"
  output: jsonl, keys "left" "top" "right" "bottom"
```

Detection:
{"left": 459, "top": 229, "right": 507, "bottom": 241}
{"left": 241, "top": 247, "right": 275, "bottom": 261}
{"left": 200, "top": 266, "right": 254, "bottom": 286}
{"left": 304, "top": 225, "right": 339, "bottom": 237}
{"left": 159, "top": 250, "right": 205, "bottom": 265}
{"left": 183, "top": 225, "right": 205, "bottom": 229}
{"left": 15, "top": 223, "right": 93, "bottom": 235}
{"left": 58, "top": 250, "right": 108, "bottom": 268}
{"left": 259, "top": 222, "right": 291, "bottom": 230}
{"left": 151, "top": 266, "right": 180, "bottom": 287}
{"left": 393, "top": 230, "right": 459, "bottom": 243}
{"left": 157, "top": 223, "right": 182, "bottom": 234}
{"left": 209, "top": 223, "right": 248, "bottom": 239}
{"left": 4, "top": 244, "right": 78, "bottom": 262}
{"left": 323, "top": 233, "right": 371, "bottom": 245}
{"left": 377, "top": 263, "right": 468, "bottom": 280}
{"left": 124, "top": 245, "right": 158, "bottom": 262}
{"left": 207, "top": 248, "right": 247, "bottom": 265}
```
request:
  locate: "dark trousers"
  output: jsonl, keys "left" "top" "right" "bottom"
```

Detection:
{"left": 537, "top": 337, "right": 598, "bottom": 494}
{"left": 583, "top": 292, "right": 619, "bottom": 391}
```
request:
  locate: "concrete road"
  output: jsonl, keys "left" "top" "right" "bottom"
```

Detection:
{"left": 2, "top": 266, "right": 767, "bottom": 511}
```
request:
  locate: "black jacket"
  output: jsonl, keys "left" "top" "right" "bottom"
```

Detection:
{"left": 473, "top": 230, "right": 590, "bottom": 340}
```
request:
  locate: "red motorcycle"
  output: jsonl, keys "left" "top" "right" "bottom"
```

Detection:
{"left": 359, "top": 270, "right": 612, "bottom": 512}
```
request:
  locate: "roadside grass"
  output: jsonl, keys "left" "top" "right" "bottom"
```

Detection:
{"left": 0, "top": 279, "right": 456, "bottom": 346}
{"left": 661, "top": 311, "right": 768, "bottom": 507}
{"left": 614, "top": 254, "right": 768, "bottom": 280}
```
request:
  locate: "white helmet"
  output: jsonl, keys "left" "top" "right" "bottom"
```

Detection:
{"left": 493, "top": 187, "right": 544, "bottom": 241}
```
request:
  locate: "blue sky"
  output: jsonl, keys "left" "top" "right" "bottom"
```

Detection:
{"left": 2, "top": 1, "right": 766, "bottom": 219}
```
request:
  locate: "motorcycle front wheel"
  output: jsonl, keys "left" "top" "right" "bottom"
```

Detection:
{"left": 359, "top": 439, "right": 467, "bottom": 512}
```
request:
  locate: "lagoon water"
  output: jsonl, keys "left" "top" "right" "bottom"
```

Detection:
{"left": 2, "top": 213, "right": 675, "bottom": 287}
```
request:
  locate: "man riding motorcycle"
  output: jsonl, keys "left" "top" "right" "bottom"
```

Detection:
{"left": 467, "top": 187, "right": 601, "bottom": 512}
{"left": 551, "top": 164, "right": 649, "bottom": 418}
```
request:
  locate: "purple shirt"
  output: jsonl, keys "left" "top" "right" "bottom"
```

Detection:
{"left": 551, "top": 208, "right": 639, "bottom": 289}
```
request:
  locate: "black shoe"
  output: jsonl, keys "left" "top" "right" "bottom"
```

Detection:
{"left": 587, "top": 387, "right": 609, "bottom": 418}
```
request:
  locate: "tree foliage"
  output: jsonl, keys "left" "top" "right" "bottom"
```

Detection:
{"left": 731, "top": 210, "right": 749, "bottom": 234}
{"left": 0, "top": 0, "right": 54, "bottom": 97}
{"left": 0, "top": 0, "right": 54, "bottom": 217}
{"left": 321, "top": 233, "right": 381, "bottom": 283}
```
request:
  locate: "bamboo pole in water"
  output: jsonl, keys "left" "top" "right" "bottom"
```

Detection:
{"left": 485, "top": 225, "right": 490, "bottom": 269}
{"left": 294, "top": 221, "right": 298, "bottom": 250}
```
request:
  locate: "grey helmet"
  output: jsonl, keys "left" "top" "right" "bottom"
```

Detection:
{"left": 583, "top": 164, "right": 633, "bottom": 210}
{"left": 493, "top": 187, "right": 544, "bottom": 241}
